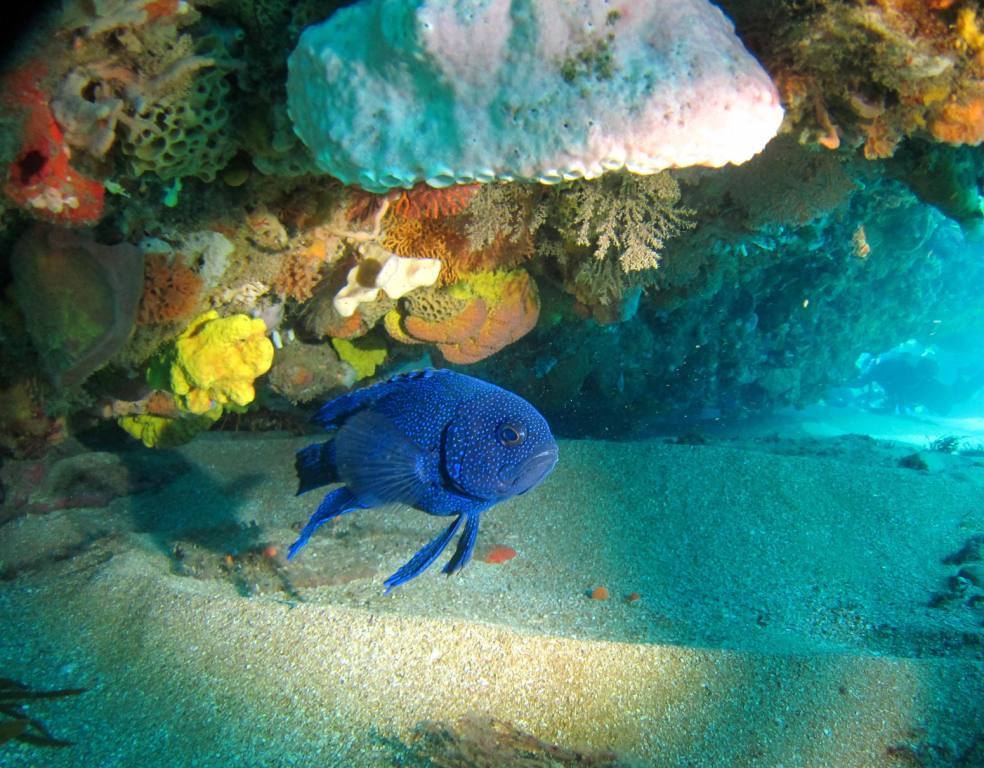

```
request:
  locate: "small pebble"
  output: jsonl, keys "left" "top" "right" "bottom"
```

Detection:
{"left": 483, "top": 546, "right": 517, "bottom": 565}
{"left": 958, "top": 564, "right": 984, "bottom": 587}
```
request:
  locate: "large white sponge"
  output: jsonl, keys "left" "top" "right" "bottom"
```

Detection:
{"left": 287, "top": 0, "right": 784, "bottom": 192}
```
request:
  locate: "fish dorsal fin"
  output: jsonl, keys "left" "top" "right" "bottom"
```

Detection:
{"left": 313, "top": 369, "right": 456, "bottom": 429}
{"left": 334, "top": 409, "right": 427, "bottom": 507}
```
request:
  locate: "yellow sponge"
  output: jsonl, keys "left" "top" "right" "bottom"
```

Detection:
{"left": 170, "top": 311, "right": 275, "bottom": 416}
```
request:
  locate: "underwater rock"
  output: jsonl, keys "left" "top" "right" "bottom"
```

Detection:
{"left": 398, "top": 715, "right": 625, "bottom": 767}
{"left": 303, "top": 284, "right": 391, "bottom": 341}
{"left": 0, "top": 379, "right": 65, "bottom": 459}
{"left": 287, "top": 0, "right": 783, "bottom": 191}
{"left": 268, "top": 340, "right": 355, "bottom": 404}
{"left": 9, "top": 449, "right": 188, "bottom": 514}
{"left": 11, "top": 225, "right": 143, "bottom": 387}
{"left": 888, "top": 142, "right": 984, "bottom": 234}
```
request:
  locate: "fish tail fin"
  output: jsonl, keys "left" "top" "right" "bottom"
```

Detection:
{"left": 287, "top": 487, "right": 362, "bottom": 560}
{"left": 295, "top": 441, "right": 337, "bottom": 495}
{"left": 383, "top": 514, "right": 464, "bottom": 593}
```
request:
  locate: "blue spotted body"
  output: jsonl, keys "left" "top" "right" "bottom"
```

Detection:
{"left": 288, "top": 369, "right": 558, "bottom": 590}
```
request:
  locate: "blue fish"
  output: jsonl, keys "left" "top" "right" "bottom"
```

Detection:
{"left": 288, "top": 369, "right": 558, "bottom": 590}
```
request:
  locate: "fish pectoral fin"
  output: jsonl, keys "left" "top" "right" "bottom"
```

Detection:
{"left": 287, "top": 487, "right": 363, "bottom": 560}
{"left": 442, "top": 512, "right": 480, "bottom": 575}
{"left": 384, "top": 515, "right": 464, "bottom": 592}
{"left": 335, "top": 409, "right": 426, "bottom": 506}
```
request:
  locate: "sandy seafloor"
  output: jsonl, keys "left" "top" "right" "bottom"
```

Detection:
{"left": 1, "top": 405, "right": 983, "bottom": 767}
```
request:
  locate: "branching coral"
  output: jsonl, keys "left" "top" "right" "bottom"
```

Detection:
{"left": 383, "top": 214, "right": 459, "bottom": 262}
{"left": 383, "top": 214, "right": 464, "bottom": 284}
{"left": 384, "top": 189, "right": 539, "bottom": 284}
{"left": 465, "top": 183, "right": 546, "bottom": 251}
{"left": 552, "top": 172, "right": 694, "bottom": 273}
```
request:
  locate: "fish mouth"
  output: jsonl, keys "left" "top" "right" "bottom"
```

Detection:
{"left": 502, "top": 445, "right": 559, "bottom": 496}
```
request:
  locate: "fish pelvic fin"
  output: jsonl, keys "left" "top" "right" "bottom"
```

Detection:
{"left": 295, "top": 441, "right": 338, "bottom": 495}
{"left": 442, "top": 511, "right": 480, "bottom": 575}
{"left": 287, "top": 487, "right": 363, "bottom": 560}
{"left": 384, "top": 514, "right": 464, "bottom": 592}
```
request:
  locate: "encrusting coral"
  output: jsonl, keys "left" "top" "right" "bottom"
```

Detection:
{"left": 270, "top": 237, "right": 332, "bottom": 302}
{"left": 385, "top": 269, "right": 540, "bottom": 364}
{"left": 2, "top": 65, "right": 106, "bottom": 225}
{"left": 118, "top": 411, "right": 216, "bottom": 449}
{"left": 391, "top": 183, "right": 479, "bottom": 220}
{"left": 765, "top": 0, "right": 984, "bottom": 157}
{"left": 330, "top": 336, "right": 388, "bottom": 380}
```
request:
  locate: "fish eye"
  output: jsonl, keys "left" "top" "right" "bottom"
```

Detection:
{"left": 497, "top": 422, "right": 526, "bottom": 447}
